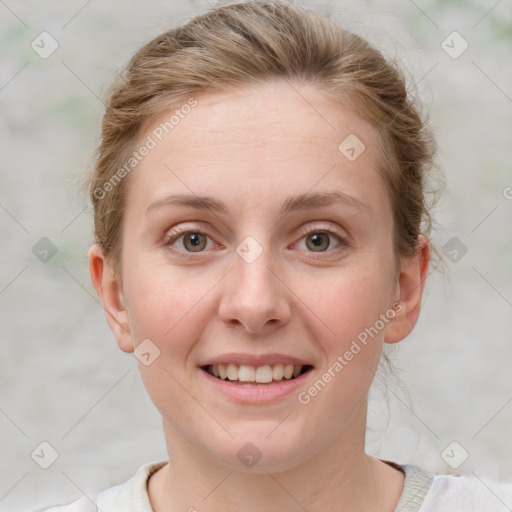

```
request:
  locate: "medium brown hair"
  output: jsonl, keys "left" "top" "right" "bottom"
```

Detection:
{"left": 87, "top": 0, "right": 439, "bottom": 270}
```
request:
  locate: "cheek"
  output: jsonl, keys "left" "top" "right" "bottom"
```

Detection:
{"left": 123, "top": 263, "right": 217, "bottom": 411}
{"left": 123, "top": 259, "right": 216, "bottom": 348}
{"left": 302, "top": 264, "right": 394, "bottom": 348}
{"left": 294, "top": 267, "right": 393, "bottom": 420}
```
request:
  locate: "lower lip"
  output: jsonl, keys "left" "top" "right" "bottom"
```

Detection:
{"left": 199, "top": 367, "right": 313, "bottom": 404}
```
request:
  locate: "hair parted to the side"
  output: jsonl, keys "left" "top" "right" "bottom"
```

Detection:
{"left": 87, "top": 0, "right": 441, "bottom": 272}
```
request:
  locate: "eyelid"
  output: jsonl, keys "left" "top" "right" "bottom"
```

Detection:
{"left": 294, "top": 222, "right": 349, "bottom": 244}
{"left": 165, "top": 222, "right": 212, "bottom": 239}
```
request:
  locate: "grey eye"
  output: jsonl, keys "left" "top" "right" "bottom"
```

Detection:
{"left": 305, "top": 232, "right": 330, "bottom": 252}
{"left": 183, "top": 232, "right": 208, "bottom": 252}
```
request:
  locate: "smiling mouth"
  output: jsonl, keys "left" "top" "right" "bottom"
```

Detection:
{"left": 201, "top": 363, "right": 314, "bottom": 385}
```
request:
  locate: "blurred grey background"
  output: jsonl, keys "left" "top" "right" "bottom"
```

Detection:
{"left": 1, "top": 0, "right": 511, "bottom": 510}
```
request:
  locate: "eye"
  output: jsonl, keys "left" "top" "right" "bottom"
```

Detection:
{"left": 164, "top": 224, "right": 348, "bottom": 259}
{"left": 165, "top": 229, "right": 217, "bottom": 254}
{"left": 294, "top": 226, "right": 348, "bottom": 254}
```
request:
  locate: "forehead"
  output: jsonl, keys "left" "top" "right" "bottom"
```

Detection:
{"left": 143, "top": 80, "right": 379, "bottom": 153}
{"left": 127, "top": 80, "right": 389, "bottom": 218}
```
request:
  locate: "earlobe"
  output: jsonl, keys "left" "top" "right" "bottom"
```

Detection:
{"left": 384, "top": 236, "right": 431, "bottom": 344}
{"left": 88, "top": 244, "right": 134, "bottom": 353}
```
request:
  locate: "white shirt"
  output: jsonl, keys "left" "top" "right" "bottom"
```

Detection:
{"left": 39, "top": 460, "right": 512, "bottom": 511}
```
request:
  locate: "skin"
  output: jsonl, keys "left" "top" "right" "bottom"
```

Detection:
{"left": 89, "top": 79, "right": 430, "bottom": 512}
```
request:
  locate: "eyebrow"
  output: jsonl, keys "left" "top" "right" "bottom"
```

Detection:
{"left": 146, "top": 191, "right": 368, "bottom": 216}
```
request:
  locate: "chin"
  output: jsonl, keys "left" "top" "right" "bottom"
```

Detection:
{"left": 206, "top": 434, "right": 313, "bottom": 474}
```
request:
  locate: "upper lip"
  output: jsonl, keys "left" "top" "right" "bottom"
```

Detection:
{"left": 200, "top": 353, "right": 314, "bottom": 367}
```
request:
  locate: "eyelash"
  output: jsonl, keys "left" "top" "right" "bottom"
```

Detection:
{"left": 164, "top": 224, "right": 349, "bottom": 260}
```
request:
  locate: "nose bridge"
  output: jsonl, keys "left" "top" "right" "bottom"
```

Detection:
{"left": 236, "top": 247, "right": 275, "bottom": 298}
{"left": 218, "top": 236, "right": 290, "bottom": 332}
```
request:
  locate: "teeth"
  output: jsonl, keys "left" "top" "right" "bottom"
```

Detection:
{"left": 206, "top": 363, "right": 307, "bottom": 383}
{"left": 272, "top": 364, "right": 284, "bottom": 380}
{"left": 283, "top": 364, "right": 294, "bottom": 379}
{"left": 227, "top": 363, "right": 238, "bottom": 381}
{"left": 255, "top": 365, "right": 273, "bottom": 383}
{"left": 238, "top": 364, "right": 256, "bottom": 382}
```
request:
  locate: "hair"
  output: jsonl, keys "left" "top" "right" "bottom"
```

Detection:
{"left": 87, "top": 0, "right": 440, "bottom": 273}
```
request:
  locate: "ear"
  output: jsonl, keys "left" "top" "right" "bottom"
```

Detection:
{"left": 384, "top": 236, "right": 431, "bottom": 344}
{"left": 88, "top": 244, "right": 134, "bottom": 353}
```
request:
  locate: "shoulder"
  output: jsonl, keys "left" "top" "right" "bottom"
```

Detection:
{"left": 35, "top": 461, "right": 167, "bottom": 512}
{"left": 393, "top": 462, "right": 512, "bottom": 512}
{"left": 420, "top": 472, "right": 512, "bottom": 511}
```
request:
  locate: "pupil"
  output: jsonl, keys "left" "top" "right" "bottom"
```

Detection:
{"left": 311, "top": 234, "right": 323, "bottom": 246}
{"left": 189, "top": 234, "right": 201, "bottom": 246}
{"left": 307, "top": 232, "right": 329, "bottom": 251}
{"left": 185, "top": 233, "right": 206, "bottom": 251}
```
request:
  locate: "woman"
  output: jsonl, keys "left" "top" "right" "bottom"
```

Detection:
{"left": 42, "top": 1, "right": 512, "bottom": 510}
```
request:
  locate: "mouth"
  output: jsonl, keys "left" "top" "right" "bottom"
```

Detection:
{"left": 201, "top": 363, "right": 314, "bottom": 385}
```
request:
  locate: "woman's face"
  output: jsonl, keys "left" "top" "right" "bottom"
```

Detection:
{"left": 91, "top": 80, "right": 425, "bottom": 472}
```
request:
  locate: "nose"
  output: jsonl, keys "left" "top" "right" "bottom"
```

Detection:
{"left": 218, "top": 246, "right": 291, "bottom": 334}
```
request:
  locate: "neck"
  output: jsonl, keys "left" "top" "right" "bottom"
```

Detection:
{"left": 148, "top": 405, "right": 404, "bottom": 512}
